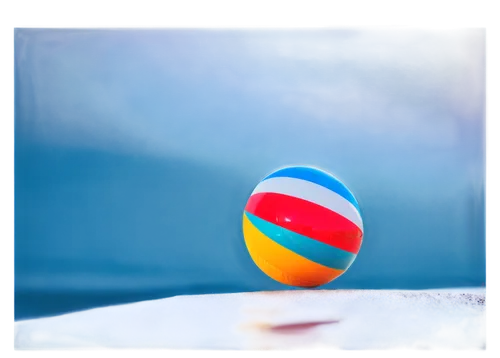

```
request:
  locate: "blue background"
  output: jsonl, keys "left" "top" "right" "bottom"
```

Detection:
{"left": 15, "top": 29, "right": 485, "bottom": 320}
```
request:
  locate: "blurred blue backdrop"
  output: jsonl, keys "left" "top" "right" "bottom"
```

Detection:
{"left": 14, "top": 29, "right": 485, "bottom": 321}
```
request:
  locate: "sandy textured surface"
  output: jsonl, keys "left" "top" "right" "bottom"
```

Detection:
{"left": 15, "top": 288, "right": 486, "bottom": 350}
{"left": 242, "top": 290, "right": 486, "bottom": 305}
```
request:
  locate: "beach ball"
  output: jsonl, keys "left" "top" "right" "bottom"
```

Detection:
{"left": 242, "top": 166, "right": 363, "bottom": 288}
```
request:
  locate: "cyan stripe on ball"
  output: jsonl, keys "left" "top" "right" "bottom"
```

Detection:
{"left": 245, "top": 211, "right": 357, "bottom": 271}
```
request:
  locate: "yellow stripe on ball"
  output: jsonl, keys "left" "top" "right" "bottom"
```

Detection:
{"left": 242, "top": 212, "right": 344, "bottom": 287}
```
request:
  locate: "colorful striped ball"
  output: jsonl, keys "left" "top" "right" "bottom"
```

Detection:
{"left": 242, "top": 166, "right": 363, "bottom": 288}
